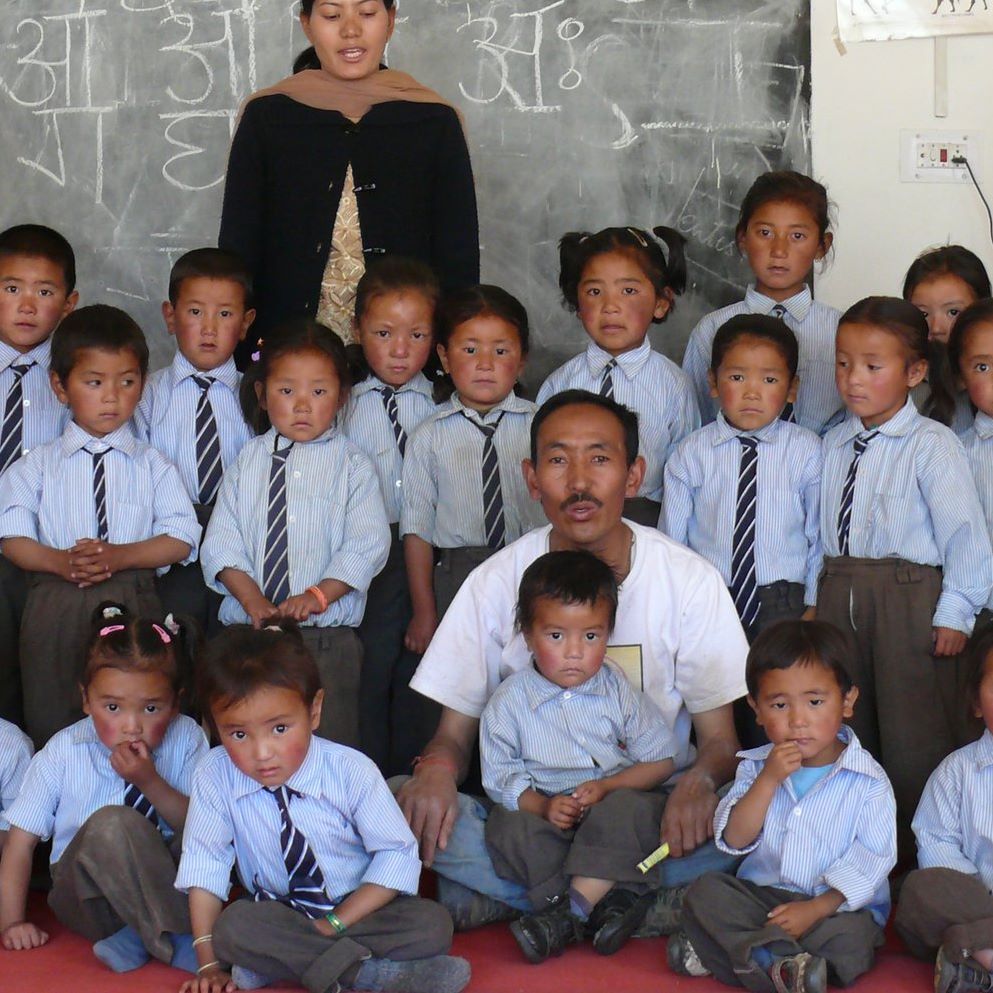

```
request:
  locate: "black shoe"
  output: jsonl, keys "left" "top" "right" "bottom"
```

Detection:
{"left": 769, "top": 952, "right": 827, "bottom": 993}
{"left": 633, "top": 884, "right": 687, "bottom": 937}
{"left": 936, "top": 947, "right": 993, "bottom": 993}
{"left": 587, "top": 889, "right": 655, "bottom": 956}
{"left": 508, "top": 895, "right": 585, "bottom": 964}
{"left": 436, "top": 877, "right": 520, "bottom": 932}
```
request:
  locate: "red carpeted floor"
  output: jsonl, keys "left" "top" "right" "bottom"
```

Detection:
{"left": 5, "top": 892, "right": 933, "bottom": 992}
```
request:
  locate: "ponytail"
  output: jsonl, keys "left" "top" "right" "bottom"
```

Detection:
{"left": 921, "top": 339, "right": 958, "bottom": 427}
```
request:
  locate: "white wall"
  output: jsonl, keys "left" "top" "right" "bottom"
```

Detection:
{"left": 811, "top": 2, "right": 993, "bottom": 309}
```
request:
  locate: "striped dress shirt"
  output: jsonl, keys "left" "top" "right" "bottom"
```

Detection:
{"left": 400, "top": 392, "right": 544, "bottom": 547}
{"left": 715, "top": 726, "right": 896, "bottom": 927}
{"left": 912, "top": 730, "right": 993, "bottom": 892}
{"left": 537, "top": 340, "right": 700, "bottom": 503}
{"left": 0, "top": 718, "right": 33, "bottom": 833}
{"left": 480, "top": 660, "right": 676, "bottom": 811}
{"left": 201, "top": 427, "right": 390, "bottom": 627}
{"left": 0, "top": 421, "right": 201, "bottom": 571}
{"left": 820, "top": 400, "right": 993, "bottom": 632}
{"left": 5, "top": 715, "right": 207, "bottom": 862}
{"left": 682, "top": 285, "right": 843, "bottom": 436}
{"left": 661, "top": 414, "right": 822, "bottom": 604}
{"left": 0, "top": 339, "right": 68, "bottom": 469}
{"left": 176, "top": 736, "right": 421, "bottom": 904}
{"left": 340, "top": 373, "right": 436, "bottom": 524}
{"left": 962, "top": 411, "right": 993, "bottom": 611}
{"left": 135, "top": 352, "right": 252, "bottom": 504}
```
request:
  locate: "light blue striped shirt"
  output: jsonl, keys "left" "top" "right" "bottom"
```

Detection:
{"left": 176, "top": 736, "right": 421, "bottom": 903}
{"left": 5, "top": 714, "right": 207, "bottom": 862}
{"left": 536, "top": 340, "right": 700, "bottom": 503}
{"left": 0, "top": 718, "right": 33, "bottom": 833}
{"left": 135, "top": 352, "right": 252, "bottom": 504}
{"left": 400, "top": 392, "right": 544, "bottom": 547}
{"left": 682, "top": 285, "right": 843, "bottom": 436}
{"left": 0, "top": 339, "right": 69, "bottom": 468}
{"left": 912, "top": 730, "right": 993, "bottom": 892}
{"left": 480, "top": 660, "right": 676, "bottom": 810}
{"left": 0, "top": 421, "right": 201, "bottom": 571}
{"left": 661, "top": 414, "right": 822, "bottom": 604}
{"left": 201, "top": 427, "right": 390, "bottom": 626}
{"left": 961, "top": 412, "right": 993, "bottom": 611}
{"left": 340, "top": 373, "right": 436, "bottom": 524}
{"left": 715, "top": 726, "right": 896, "bottom": 927}
{"left": 821, "top": 399, "right": 993, "bottom": 632}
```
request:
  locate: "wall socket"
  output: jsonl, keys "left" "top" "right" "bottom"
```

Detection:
{"left": 900, "top": 130, "right": 981, "bottom": 183}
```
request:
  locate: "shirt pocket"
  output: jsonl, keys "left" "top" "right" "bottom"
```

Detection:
{"left": 113, "top": 501, "right": 154, "bottom": 542}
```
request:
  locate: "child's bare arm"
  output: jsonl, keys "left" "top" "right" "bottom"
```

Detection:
{"left": 111, "top": 741, "right": 190, "bottom": 831}
{"left": 216, "top": 567, "right": 279, "bottom": 628}
{"left": 72, "top": 534, "right": 191, "bottom": 581}
{"left": 572, "top": 758, "right": 675, "bottom": 807}
{"left": 403, "top": 534, "right": 438, "bottom": 653}
{"left": 179, "top": 888, "right": 235, "bottom": 993}
{"left": 278, "top": 579, "right": 352, "bottom": 621}
{"left": 723, "top": 743, "right": 801, "bottom": 850}
{"left": 0, "top": 827, "right": 47, "bottom": 950}
{"left": 1, "top": 537, "right": 74, "bottom": 582}
{"left": 767, "top": 889, "right": 845, "bottom": 939}
{"left": 314, "top": 882, "right": 397, "bottom": 936}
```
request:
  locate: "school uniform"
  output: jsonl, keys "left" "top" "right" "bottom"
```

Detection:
{"left": 0, "top": 717, "right": 33, "bottom": 832}
{"left": 682, "top": 285, "right": 843, "bottom": 435}
{"left": 536, "top": 339, "right": 700, "bottom": 524}
{"left": 201, "top": 427, "right": 390, "bottom": 746}
{"left": 176, "top": 736, "right": 452, "bottom": 993}
{"left": 896, "top": 731, "right": 993, "bottom": 962}
{"left": 136, "top": 352, "right": 252, "bottom": 644}
{"left": 661, "top": 414, "right": 822, "bottom": 639}
{"left": 962, "top": 412, "right": 993, "bottom": 631}
{"left": 0, "top": 339, "right": 69, "bottom": 725}
{"left": 682, "top": 727, "right": 896, "bottom": 991}
{"left": 817, "top": 400, "right": 992, "bottom": 849}
{"left": 0, "top": 421, "right": 201, "bottom": 747}
{"left": 341, "top": 374, "right": 437, "bottom": 776}
{"left": 6, "top": 714, "right": 207, "bottom": 962}
{"left": 401, "top": 392, "right": 544, "bottom": 617}
{"left": 481, "top": 661, "right": 676, "bottom": 903}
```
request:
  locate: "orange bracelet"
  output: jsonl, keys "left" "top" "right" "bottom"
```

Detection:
{"left": 307, "top": 585, "right": 329, "bottom": 613}
{"left": 412, "top": 754, "right": 459, "bottom": 777}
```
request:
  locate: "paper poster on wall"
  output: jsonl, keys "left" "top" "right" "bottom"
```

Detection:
{"left": 839, "top": 0, "right": 993, "bottom": 41}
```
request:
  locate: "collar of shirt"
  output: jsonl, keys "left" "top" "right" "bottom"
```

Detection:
{"left": 711, "top": 411, "right": 784, "bottom": 448}
{"left": 583, "top": 339, "right": 652, "bottom": 380}
{"left": 351, "top": 372, "right": 434, "bottom": 400}
{"left": 443, "top": 390, "right": 532, "bottom": 426}
{"left": 974, "top": 729, "right": 993, "bottom": 769}
{"left": 828, "top": 397, "right": 919, "bottom": 448}
{"left": 737, "top": 724, "right": 884, "bottom": 783}
{"left": 60, "top": 420, "right": 139, "bottom": 458}
{"left": 521, "top": 662, "right": 609, "bottom": 711}
{"left": 974, "top": 411, "right": 993, "bottom": 441}
{"left": 262, "top": 425, "right": 337, "bottom": 450}
{"left": 230, "top": 734, "right": 325, "bottom": 800}
{"left": 744, "top": 284, "right": 813, "bottom": 322}
{"left": 0, "top": 337, "right": 51, "bottom": 374}
{"left": 169, "top": 351, "right": 240, "bottom": 394}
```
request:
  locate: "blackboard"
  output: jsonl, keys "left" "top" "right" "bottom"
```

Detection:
{"left": 0, "top": 0, "right": 810, "bottom": 388}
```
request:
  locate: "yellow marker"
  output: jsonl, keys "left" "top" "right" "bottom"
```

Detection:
{"left": 636, "top": 842, "right": 670, "bottom": 874}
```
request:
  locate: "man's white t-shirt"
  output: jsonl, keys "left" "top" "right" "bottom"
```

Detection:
{"left": 410, "top": 521, "right": 749, "bottom": 772}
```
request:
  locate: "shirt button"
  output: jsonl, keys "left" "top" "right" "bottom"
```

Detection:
{"left": 23, "top": 400, "right": 30, "bottom": 407}
{"left": 794, "top": 808, "right": 802, "bottom": 817}
{"left": 293, "top": 470, "right": 301, "bottom": 478}
{"left": 288, "top": 516, "right": 296, "bottom": 524}
{"left": 563, "top": 691, "right": 572, "bottom": 699}
{"left": 395, "top": 480, "right": 402, "bottom": 488}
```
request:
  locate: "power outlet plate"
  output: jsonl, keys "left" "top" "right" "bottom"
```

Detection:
{"left": 900, "top": 130, "right": 981, "bottom": 183}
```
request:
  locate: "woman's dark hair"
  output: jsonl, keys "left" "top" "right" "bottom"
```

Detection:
{"left": 530, "top": 389, "right": 639, "bottom": 469}
{"left": 295, "top": 0, "right": 395, "bottom": 74}
{"left": 559, "top": 226, "right": 687, "bottom": 321}
{"left": 736, "top": 171, "right": 832, "bottom": 245}
{"left": 839, "top": 296, "right": 957, "bottom": 428}
{"left": 434, "top": 284, "right": 529, "bottom": 403}
{"left": 902, "top": 245, "right": 992, "bottom": 303}
{"left": 50, "top": 305, "right": 149, "bottom": 383}
{"left": 948, "top": 298, "right": 993, "bottom": 376}
{"left": 965, "top": 623, "right": 993, "bottom": 717}
{"left": 198, "top": 621, "right": 322, "bottom": 736}
{"left": 710, "top": 313, "right": 799, "bottom": 378}
{"left": 746, "top": 619, "right": 854, "bottom": 699}
{"left": 516, "top": 550, "right": 619, "bottom": 634}
{"left": 240, "top": 318, "right": 351, "bottom": 435}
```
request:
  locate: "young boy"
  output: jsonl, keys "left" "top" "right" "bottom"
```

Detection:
{"left": 0, "top": 717, "right": 33, "bottom": 852}
{"left": 0, "top": 224, "right": 79, "bottom": 725}
{"left": 136, "top": 248, "right": 255, "bottom": 642}
{"left": 175, "top": 622, "right": 470, "bottom": 993}
{"left": 481, "top": 550, "right": 677, "bottom": 962}
{"left": 661, "top": 314, "right": 822, "bottom": 643}
{"left": 670, "top": 621, "right": 896, "bottom": 993}
{"left": 0, "top": 306, "right": 200, "bottom": 746}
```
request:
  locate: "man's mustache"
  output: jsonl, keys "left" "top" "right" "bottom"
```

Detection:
{"left": 559, "top": 492, "right": 603, "bottom": 512}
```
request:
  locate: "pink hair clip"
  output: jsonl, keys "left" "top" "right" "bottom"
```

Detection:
{"left": 100, "top": 624, "right": 125, "bottom": 637}
{"left": 151, "top": 623, "right": 172, "bottom": 645}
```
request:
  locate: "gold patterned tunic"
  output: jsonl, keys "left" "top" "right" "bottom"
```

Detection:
{"left": 316, "top": 163, "right": 365, "bottom": 344}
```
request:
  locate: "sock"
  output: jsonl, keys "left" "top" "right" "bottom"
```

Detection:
{"left": 568, "top": 887, "right": 593, "bottom": 921}
{"left": 92, "top": 925, "right": 150, "bottom": 973}
{"left": 751, "top": 945, "right": 774, "bottom": 970}
{"left": 351, "top": 955, "right": 470, "bottom": 993}
{"left": 231, "top": 964, "right": 272, "bottom": 990}
{"left": 169, "top": 933, "right": 198, "bottom": 973}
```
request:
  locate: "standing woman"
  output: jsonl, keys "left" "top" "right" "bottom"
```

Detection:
{"left": 220, "top": 0, "right": 479, "bottom": 365}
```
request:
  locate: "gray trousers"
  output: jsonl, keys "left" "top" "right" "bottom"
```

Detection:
{"left": 213, "top": 895, "right": 453, "bottom": 993}
{"left": 484, "top": 788, "right": 666, "bottom": 905}
{"left": 434, "top": 546, "right": 496, "bottom": 620}
{"left": 895, "top": 867, "right": 993, "bottom": 963}
{"left": 48, "top": 805, "right": 189, "bottom": 963}
{"left": 300, "top": 626, "right": 362, "bottom": 748}
{"left": 0, "top": 555, "right": 26, "bottom": 725}
{"left": 682, "top": 873, "right": 883, "bottom": 990}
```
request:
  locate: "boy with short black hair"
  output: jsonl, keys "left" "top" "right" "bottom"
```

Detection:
{"left": 670, "top": 620, "right": 896, "bottom": 993}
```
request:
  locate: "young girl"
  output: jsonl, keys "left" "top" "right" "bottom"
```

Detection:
{"left": 401, "top": 285, "right": 544, "bottom": 651}
{"left": 340, "top": 257, "right": 440, "bottom": 776}
{"left": 682, "top": 170, "right": 842, "bottom": 436}
{"left": 0, "top": 603, "right": 207, "bottom": 974}
{"left": 818, "top": 296, "right": 992, "bottom": 856}
{"left": 904, "top": 245, "right": 992, "bottom": 434}
{"left": 536, "top": 225, "right": 698, "bottom": 526}
{"left": 201, "top": 320, "right": 390, "bottom": 747}
{"left": 219, "top": 0, "right": 478, "bottom": 364}
{"left": 895, "top": 625, "right": 993, "bottom": 993}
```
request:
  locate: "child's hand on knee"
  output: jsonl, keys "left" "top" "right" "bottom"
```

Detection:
{"left": 571, "top": 780, "right": 607, "bottom": 808}
{"left": 1, "top": 920, "right": 49, "bottom": 950}
{"left": 546, "top": 794, "right": 582, "bottom": 830}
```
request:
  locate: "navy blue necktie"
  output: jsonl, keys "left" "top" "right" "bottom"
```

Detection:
{"left": 90, "top": 449, "right": 109, "bottom": 542}
{"left": 262, "top": 438, "right": 294, "bottom": 604}
{"left": 192, "top": 375, "right": 223, "bottom": 505}
{"left": 0, "top": 362, "right": 34, "bottom": 474}
{"left": 124, "top": 782, "right": 161, "bottom": 829}
{"left": 837, "top": 431, "right": 879, "bottom": 555}
{"left": 379, "top": 386, "right": 407, "bottom": 457}
{"left": 729, "top": 436, "right": 759, "bottom": 629}
{"left": 599, "top": 359, "right": 617, "bottom": 399}
{"left": 465, "top": 412, "right": 506, "bottom": 549}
